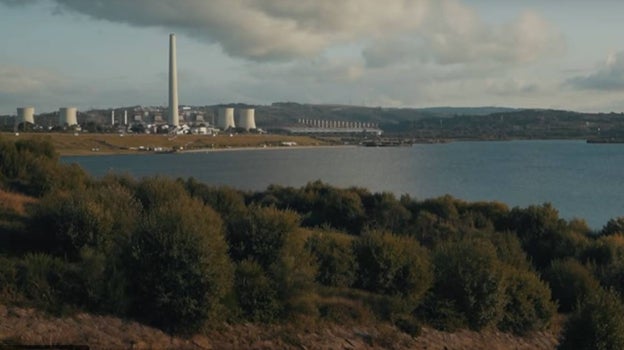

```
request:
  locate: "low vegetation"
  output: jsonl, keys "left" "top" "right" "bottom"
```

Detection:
{"left": 0, "top": 135, "right": 623, "bottom": 348}
{"left": 0, "top": 132, "right": 330, "bottom": 156}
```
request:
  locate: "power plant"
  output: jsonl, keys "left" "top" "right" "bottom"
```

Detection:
{"left": 59, "top": 107, "right": 78, "bottom": 126}
{"left": 5, "top": 34, "right": 270, "bottom": 134}
{"left": 236, "top": 108, "right": 256, "bottom": 130}
{"left": 168, "top": 33, "right": 179, "bottom": 127}
{"left": 17, "top": 107, "right": 35, "bottom": 125}
{"left": 218, "top": 107, "right": 235, "bottom": 129}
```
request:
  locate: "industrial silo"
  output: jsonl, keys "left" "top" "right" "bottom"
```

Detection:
{"left": 59, "top": 107, "right": 78, "bottom": 126}
{"left": 237, "top": 108, "right": 256, "bottom": 130}
{"left": 17, "top": 107, "right": 35, "bottom": 124}
{"left": 217, "top": 107, "right": 235, "bottom": 129}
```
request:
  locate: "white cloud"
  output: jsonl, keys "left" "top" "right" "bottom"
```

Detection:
{"left": 363, "top": 4, "right": 564, "bottom": 68}
{"left": 0, "top": 0, "right": 563, "bottom": 66}
{"left": 568, "top": 52, "right": 624, "bottom": 90}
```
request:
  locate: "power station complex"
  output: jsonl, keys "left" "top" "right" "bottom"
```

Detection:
{"left": 8, "top": 33, "right": 381, "bottom": 136}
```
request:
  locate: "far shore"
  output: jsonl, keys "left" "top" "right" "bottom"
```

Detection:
{"left": 179, "top": 144, "right": 356, "bottom": 154}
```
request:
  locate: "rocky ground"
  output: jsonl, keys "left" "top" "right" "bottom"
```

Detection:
{"left": 0, "top": 305, "right": 561, "bottom": 350}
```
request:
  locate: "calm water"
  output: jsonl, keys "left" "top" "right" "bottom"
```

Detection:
{"left": 63, "top": 140, "right": 624, "bottom": 229}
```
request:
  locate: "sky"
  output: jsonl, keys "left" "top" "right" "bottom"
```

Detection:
{"left": 1, "top": 0, "right": 624, "bottom": 114}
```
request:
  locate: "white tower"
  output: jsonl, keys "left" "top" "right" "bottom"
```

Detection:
{"left": 169, "top": 33, "right": 179, "bottom": 127}
{"left": 111, "top": 110, "right": 115, "bottom": 125}
{"left": 59, "top": 107, "right": 78, "bottom": 126}
{"left": 124, "top": 110, "right": 128, "bottom": 125}
{"left": 237, "top": 108, "right": 256, "bottom": 130}
{"left": 218, "top": 107, "right": 235, "bottom": 129}
{"left": 17, "top": 107, "right": 35, "bottom": 125}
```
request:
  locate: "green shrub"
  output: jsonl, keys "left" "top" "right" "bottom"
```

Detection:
{"left": 28, "top": 184, "right": 140, "bottom": 259}
{"left": 15, "top": 253, "right": 68, "bottom": 312}
{"left": 227, "top": 205, "right": 300, "bottom": 269}
{"left": 506, "top": 204, "right": 588, "bottom": 269}
{"left": 428, "top": 237, "right": 506, "bottom": 330}
{"left": 543, "top": 259, "right": 600, "bottom": 312}
{"left": 305, "top": 231, "right": 356, "bottom": 288}
{"left": 127, "top": 195, "right": 233, "bottom": 333}
{"left": 234, "top": 259, "right": 281, "bottom": 322}
{"left": 353, "top": 232, "right": 432, "bottom": 305}
{"left": 558, "top": 288, "right": 624, "bottom": 350}
{"left": 498, "top": 268, "right": 556, "bottom": 335}
{"left": 269, "top": 229, "right": 319, "bottom": 318}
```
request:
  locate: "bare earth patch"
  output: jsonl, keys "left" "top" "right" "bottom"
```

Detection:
{"left": 0, "top": 305, "right": 560, "bottom": 350}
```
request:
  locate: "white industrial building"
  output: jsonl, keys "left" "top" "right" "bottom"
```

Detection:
{"left": 59, "top": 107, "right": 78, "bottom": 126}
{"left": 236, "top": 108, "right": 256, "bottom": 130}
{"left": 217, "top": 107, "right": 235, "bottom": 129}
{"left": 17, "top": 107, "right": 35, "bottom": 125}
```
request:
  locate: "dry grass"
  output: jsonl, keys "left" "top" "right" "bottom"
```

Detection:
{"left": 0, "top": 303, "right": 562, "bottom": 350}
{"left": 0, "top": 189, "right": 36, "bottom": 216}
{"left": 1, "top": 132, "right": 331, "bottom": 156}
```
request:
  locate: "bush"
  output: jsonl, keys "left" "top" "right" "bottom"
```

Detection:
{"left": 353, "top": 232, "right": 432, "bottom": 305}
{"left": 234, "top": 260, "right": 281, "bottom": 322}
{"left": 498, "top": 268, "right": 556, "bottom": 335}
{"left": 428, "top": 238, "right": 506, "bottom": 330}
{"left": 269, "top": 229, "right": 318, "bottom": 318}
{"left": 305, "top": 231, "right": 356, "bottom": 288}
{"left": 127, "top": 194, "right": 233, "bottom": 333}
{"left": 506, "top": 204, "right": 588, "bottom": 269}
{"left": 227, "top": 205, "right": 300, "bottom": 269}
{"left": 15, "top": 253, "right": 69, "bottom": 312}
{"left": 543, "top": 259, "right": 600, "bottom": 312}
{"left": 558, "top": 288, "right": 624, "bottom": 350}
{"left": 27, "top": 184, "right": 141, "bottom": 260}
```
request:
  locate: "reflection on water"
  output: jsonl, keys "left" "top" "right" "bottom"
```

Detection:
{"left": 63, "top": 140, "right": 624, "bottom": 229}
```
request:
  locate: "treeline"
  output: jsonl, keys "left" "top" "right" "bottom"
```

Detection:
{"left": 1, "top": 137, "right": 624, "bottom": 348}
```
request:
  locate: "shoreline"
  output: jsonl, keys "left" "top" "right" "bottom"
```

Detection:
{"left": 179, "top": 144, "right": 355, "bottom": 154}
{"left": 60, "top": 144, "right": 354, "bottom": 157}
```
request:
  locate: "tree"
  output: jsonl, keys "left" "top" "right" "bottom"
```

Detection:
{"left": 427, "top": 238, "right": 506, "bottom": 330}
{"left": 498, "top": 268, "right": 556, "bottom": 335}
{"left": 127, "top": 194, "right": 232, "bottom": 333}
{"left": 227, "top": 205, "right": 300, "bottom": 269}
{"left": 305, "top": 231, "right": 356, "bottom": 288}
{"left": 559, "top": 288, "right": 624, "bottom": 350}
{"left": 353, "top": 232, "right": 432, "bottom": 303}
{"left": 601, "top": 217, "right": 624, "bottom": 236}
{"left": 543, "top": 259, "right": 600, "bottom": 312}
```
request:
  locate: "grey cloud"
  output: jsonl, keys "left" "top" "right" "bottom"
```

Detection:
{"left": 363, "top": 5, "right": 565, "bottom": 69}
{"left": 0, "top": 0, "right": 427, "bottom": 62}
{"left": 568, "top": 52, "right": 624, "bottom": 91}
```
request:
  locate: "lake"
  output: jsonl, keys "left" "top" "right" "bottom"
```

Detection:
{"left": 63, "top": 140, "right": 624, "bottom": 230}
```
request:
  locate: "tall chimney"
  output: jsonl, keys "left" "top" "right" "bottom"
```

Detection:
{"left": 169, "top": 33, "right": 179, "bottom": 127}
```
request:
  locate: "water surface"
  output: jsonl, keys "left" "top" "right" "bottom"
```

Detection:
{"left": 63, "top": 140, "right": 624, "bottom": 229}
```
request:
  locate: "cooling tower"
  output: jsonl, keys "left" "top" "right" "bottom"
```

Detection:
{"left": 218, "top": 107, "right": 235, "bottom": 129}
{"left": 17, "top": 107, "right": 35, "bottom": 124}
{"left": 59, "top": 107, "right": 78, "bottom": 126}
{"left": 168, "top": 33, "right": 179, "bottom": 126}
{"left": 237, "top": 108, "right": 256, "bottom": 130}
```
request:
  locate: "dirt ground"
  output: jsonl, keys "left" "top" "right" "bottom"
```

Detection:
{"left": 0, "top": 305, "right": 560, "bottom": 350}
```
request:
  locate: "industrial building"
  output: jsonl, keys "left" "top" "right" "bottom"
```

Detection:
{"left": 236, "top": 108, "right": 256, "bottom": 130}
{"left": 218, "top": 107, "right": 235, "bottom": 129}
{"left": 17, "top": 107, "right": 35, "bottom": 125}
{"left": 59, "top": 107, "right": 78, "bottom": 126}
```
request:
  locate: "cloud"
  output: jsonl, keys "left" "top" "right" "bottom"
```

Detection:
{"left": 0, "top": 0, "right": 563, "bottom": 66}
{"left": 0, "top": 64, "right": 66, "bottom": 94}
{"left": 0, "top": 0, "right": 427, "bottom": 61}
{"left": 363, "top": 5, "right": 564, "bottom": 68}
{"left": 568, "top": 52, "right": 624, "bottom": 91}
